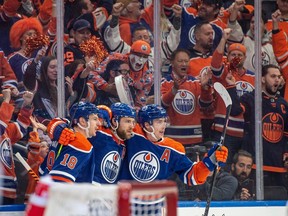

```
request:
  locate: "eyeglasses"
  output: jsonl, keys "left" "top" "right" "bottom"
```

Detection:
{"left": 114, "top": 69, "right": 130, "bottom": 75}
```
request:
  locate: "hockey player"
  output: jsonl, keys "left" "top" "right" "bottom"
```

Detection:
{"left": 90, "top": 103, "right": 136, "bottom": 184}
{"left": 119, "top": 104, "right": 228, "bottom": 186}
{"left": 42, "top": 102, "right": 136, "bottom": 184}
{"left": 40, "top": 102, "right": 101, "bottom": 183}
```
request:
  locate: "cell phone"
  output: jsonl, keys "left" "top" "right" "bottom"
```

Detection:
{"left": 241, "top": 179, "right": 255, "bottom": 195}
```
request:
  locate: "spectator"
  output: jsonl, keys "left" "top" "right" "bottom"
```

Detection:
{"left": 226, "top": 64, "right": 288, "bottom": 191}
{"left": 266, "top": 0, "right": 288, "bottom": 40}
{"left": 193, "top": 168, "right": 238, "bottom": 201}
{"left": 41, "top": 102, "right": 101, "bottom": 183}
{"left": 94, "top": 59, "right": 129, "bottom": 107}
{"left": 161, "top": 48, "right": 213, "bottom": 146}
{"left": 271, "top": 9, "right": 288, "bottom": 101}
{"left": 210, "top": 28, "right": 254, "bottom": 170}
{"left": 0, "top": 0, "right": 52, "bottom": 56}
{"left": 24, "top": 55, "right": 96, "bottom": 124}
{"left": 0, "top": 48, "right": 18, "bottom": 92}
{"left": 114, "top": 0, "right": 154, "bottom": 46}
{"left": 231, "top": 150, "right": 255, "bottom": 200}
{"left": 104, "top": 2, "right": 182, "bottom": 72}
{"left": 0, "top": 89, "right": 34, "bottom": 205}
{"left": 25, "top": 116, "right": 49, "bottom": 202}
{"left": 8, "top": 17, "right": 44, "bottom": 96}
{"left": 228, "top": 0, "right": 278, "bottom": 72}
{"left": 164, "top": 0, "right": 226, "bottom": 51}
{"left": 91, "top": 40, "right": 153, "bottom": 108}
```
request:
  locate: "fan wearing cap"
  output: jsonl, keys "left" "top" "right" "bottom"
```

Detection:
{"left": 209, "top": 28, "right": 255, "bottom": 171}
{"left": 126, "top": 40, "right": 154, "bottom": 108}
{"left": 64, "top": 19, "right": 93, "bottom": 65}
{"left": 228, "top": 0, "right": 278, "bottom": 73}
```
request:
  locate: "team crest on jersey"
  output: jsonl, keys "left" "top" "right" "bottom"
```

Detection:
{"left": 262, "top": 113, "right": 284, "bottom": 143}
{"left": 0, "top": 138, "right": 13, "bottom": 169}
{"left": 235, "top": 81, "right": 254, "bottom": 97}
{"left": 129, "top": 151, "right": 160, "bottom": 183}
{"left": 172, "top": 90, "right": 196, "bottom": 115}
{"left": 251, "top": 51, "right": 271, "bottom": 70}
{"left": 188, "top": 26, "right": 196, "bottom": 45}
{"left": 22, "top": 58, "right": 33, "bottom": 75}
{"left": 101, "top": 151, "right": 121, "bottom": 183}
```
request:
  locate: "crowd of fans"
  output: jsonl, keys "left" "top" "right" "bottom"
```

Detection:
{"left": 0, "top": 0, "right": 287, "bottom": 206}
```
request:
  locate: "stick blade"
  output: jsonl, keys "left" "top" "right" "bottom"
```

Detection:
{"left": 214, "top": 82, "right": 232, "bottom": 108}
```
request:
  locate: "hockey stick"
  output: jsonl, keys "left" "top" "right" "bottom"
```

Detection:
{"left": 15, "top": 152, "right": 40, "bottom": 182}
{"left": 203, "top": 82, "right": 232, "bottom": 216}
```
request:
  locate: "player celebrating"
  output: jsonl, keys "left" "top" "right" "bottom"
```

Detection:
{"left": 40, "top": 102, "right": 101, "bottom": 183}
{"left": 90, "top": 103, "right": 137, "bottom": 184}
{"left": 119, "top": 104, "right": 228, "bottom": 186}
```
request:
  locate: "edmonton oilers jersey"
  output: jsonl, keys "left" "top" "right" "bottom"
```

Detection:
{"left": 178, "top": 8, "right": 223, "bottom": 51}
{"left": 89, "top": 130, "right": 125, "bottom": 184}
{"left": 119, "top": 133, "right": 194, "bottom": 183}
{"left": 40, "top": 132, "right": 94, "bottom": 183}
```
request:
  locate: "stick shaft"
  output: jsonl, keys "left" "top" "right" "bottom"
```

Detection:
{"left": 15, "top": 152, "right": 40, "bottom": 182}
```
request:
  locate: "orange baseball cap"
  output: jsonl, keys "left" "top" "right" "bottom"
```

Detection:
{"left": 228, "top": 43, "right": 246, "bottom": 55}
{"left": 130, "top": 40, "right": 151, "bottom": 56}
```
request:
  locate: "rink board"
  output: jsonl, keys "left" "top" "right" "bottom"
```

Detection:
{"left": 0, "top": 201, "right": 287, "bottom": 216}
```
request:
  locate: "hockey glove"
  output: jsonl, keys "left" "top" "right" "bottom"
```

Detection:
{"left": 202, "top": 143, "right": 228, "bottom": 171}
{"left": 47, "top": 118, "right": 75, "bottom": 145}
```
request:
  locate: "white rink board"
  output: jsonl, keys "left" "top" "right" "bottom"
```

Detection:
{"left": 0, "top": 201, "right": 287, "bottom": 216}
{"left": 178, "top": 201, "right": 288, "bottom": 216}
{"left": 178, "top": 206, "right": 287, "bottom": 216}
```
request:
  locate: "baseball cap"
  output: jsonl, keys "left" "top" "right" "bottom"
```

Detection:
{"left": 130, "top": 40, "right": 151, "bottom": 56}
{"left": 73, "top": 19, "right": 91, "bottom": 32}
{"left": 228, "top": 43, "right": 246, "bottom": 55}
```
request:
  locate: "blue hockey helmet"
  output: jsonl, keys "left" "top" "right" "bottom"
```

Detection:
{"left": 97, "top": 105, "right": 112, "bottom": 128}
{"left": 70, "top": 102, "right": 100, "bottom": 124}
{"left": 138, "top": 104, "right": 167, "bottom": 126}
{"left": 110, "top": 102, "right": 136, "bottom": 121}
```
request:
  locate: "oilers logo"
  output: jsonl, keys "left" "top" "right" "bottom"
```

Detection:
{"left": 129, "top": 151, "right": 160, "bottom": 183}
{"left": 22, "top": 58, "right": 33, "bottom": 75}
{"left": 252, "top": 51, "right": 271, "bottom": 70}
{"left": 101, "top": 151, "right": 121, "bottom": 183}
{"left": 0, "top": 138, "right": 13, "bottom": 169}
{"left": 262, "top": 113, "right": 284, "bottom": 143}
{"left": 172, "top": 90, "right": 196, "bottom": 115}
{"left": 188, "top": 26, "right": 196, "bottom": 46}
{"left": 235, "top": 81, "right": 254, "bottom": 97}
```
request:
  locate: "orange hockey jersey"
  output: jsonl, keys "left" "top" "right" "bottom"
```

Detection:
{"left": 211, "top": 50, "right": 255, "bottom": 137}
{"left": 272, "top": 28, "right": 288, "bottom": 101}
{"left": 161, "top": 74, "right": 213, "bottom": 145}
{"left": 0, "top": 102, "right": 32, "bottom": 199}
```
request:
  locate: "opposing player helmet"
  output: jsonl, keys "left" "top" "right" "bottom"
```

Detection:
{"left": 110, "top": 102, "right": 136, "bottom": 121}
{"left": 70, "top": 102, "right": 100, "bottom": 124}
{"left": 138, "top": 104, "right": 167, "bottom": 126}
